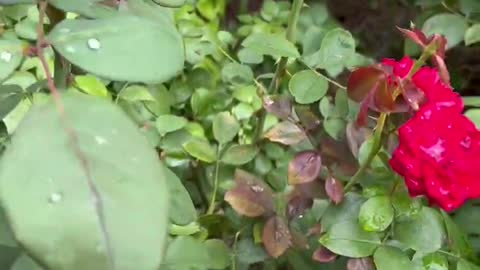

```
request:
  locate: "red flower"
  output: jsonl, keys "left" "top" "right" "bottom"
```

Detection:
{"left": 382, "top": 56, "right": 414, "bottom": 79}
{"left": 389, "top": 63, "right": 480, "bottom": 211}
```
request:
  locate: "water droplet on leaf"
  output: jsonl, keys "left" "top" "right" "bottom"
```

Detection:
{"left": 250, "top": 185, "right": 264, "bottom": 193}
{"left": 49, "top": 192, "right": 62, "bottom": 203}
{"left": 87, "top": 38, "right": 101, "bottom": 50}
{"left": 0, "top": 51, "right": 12, "bottom": 62}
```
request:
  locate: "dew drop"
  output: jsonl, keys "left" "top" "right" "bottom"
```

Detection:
{"left": 87, "top": 38, "right": 101, "bottom": 50}
{"left": 420, "top": 139, "right": 445, "bottom": 162}
{"left": 65, "top": 46, "right": 75, "bottom": 53}
{"left": 49, "top": 192, "right": 63, "bottom": 203}
{"left": 422, "top": 110, "right": 432, "bottom": 120}
{"left": 95, "top": 135, "right": 107, "bottom": 145}
{"left": 0, "top": 51, "right": 12, "bottom": 63}
{"left": 250, "top": 185, "right": 264, "bottom": 193}
{"left": 461, "top": 136, "right": 472, "bottom": 149}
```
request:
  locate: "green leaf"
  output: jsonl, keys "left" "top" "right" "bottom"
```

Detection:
{"left": 321, "top": 193, "right": 365, "bottom": 230}
{"left": 119, "top": 85, "right": 156, "bottom": 102}
{"left": 0, "top": 85, "right": 24, "bottom": 120}
{"left": 205, "top": 239, "right": 231, "bottom": 269}
{"left": 458, "top": 260, "right": 480, "bottom": 270}
{"left": 156, "top": 115, "right": 188, "bottom": 135}
{"left": 393, "top": 207, "right": 445, "bottom": 253}
{"left": 358, "top": 196, "right": 394, "bottom": 232}
{"left": 162, "top": 236, "right": 210, "bottom": 270}
{"left": 213, "top": 112, "right": 240, "bottom": 144}
{"left": 242, "top": 33, "right": 300, "bottom": 58}
{"left": 0, "top": 92, "right": 170, "bottom": 269}
{"left": 47, "top": 0, "right": 117, "bottom": 18}
{"left": 48, "top": 15, "right": 184, "bottom": 83}
{"left": 235, "top": 238, "right": 269, "bottom": 265}
{"left": 14, "top": 19, "right": 37, "bottom": 40}
{"left": 183, "top": 138, "right": 217, "bottom": 163}
{"left": 323, "top": 118, "right": 345, "bottom": 140}
{"left": 460, "top": 0, "right": 480, "bottom": 16}
{"left": 237, "top": 48, "right": 263, "bottom": 64}
{"left": 319, "top": 220, "right": 381, "bottom": 258}
{"left": 74, "top": 75, "right": 109, "bottom": 97}
{"left": 10, "top": 254, "right": 42, "bottom": 270}
{"left": 466, "top": 24, "right": 480, "bottom": 46}
{"left": 440, "top": 210, "right": 474, "bottom": 259}
{"left": 0, "top": 207, "right": 16, "bottom": 247}
{"left": 374, "top": 246, "right": 414, "bottom": 270}
{"left": 465, "top": 109, "right": 480, "bottom": 128}
{"left": 221, "top": 62, "right": 254, "bottom": 85}
{"left": 422, "top": 253, "right": 448, "bottom": 270}
{"left": 154, "top": 0, "right": 186, "bottom": 8}
{"left": 422, "top": 14, "right": 468, "bottom": 49}
{"left": 308, "top": 28, "right": 355, "bottom": 68}
{"left": 0, "top": 38, "right": 24, "bottom": 81}
{"left": 164, "top": 165, "right": 197, "bottom": 225}
{"left": 221, "top": 144, "right": 258, "bottom": 165}
{"left": 288, "top": 70, "right": 328, "bottom": 104}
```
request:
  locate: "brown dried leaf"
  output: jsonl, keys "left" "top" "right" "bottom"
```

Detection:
{"left": 312, "top": 246, "right": 338, "bottom": 263}
{"left": 294, "top": 105, "right": 321, "bottom": 131}
{"left": 264, "top": 121, "right": 306, "bottom": 145}
{"left": 262, "top": 216, "right": 292, "bottom": 258}
{"left": 346, "top": 122, "right": 372, "bottom": 158}
{"left": 224, "top": 169, "right": 274, "bottom": 217}
{"left": 288, "top": 151, "right": 322, "bottom": 185}
{"left": 263, "top": 95, "right": 292, "bottom": 119}
{"left": 287, "top": 196, "right": 313, "bottom": 220}
{"left": 347, "top": 66, "right": 385, "bottom": 103}
{"left": 325, "top": 176, "right": 344, "bottom": 205}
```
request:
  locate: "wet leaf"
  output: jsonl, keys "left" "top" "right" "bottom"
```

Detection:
{"left": 358, "top": 196, "right": 394, "bottom": 232}
{"left": 325, "top": 176, "right": 344, "bottom": 205}
{"left": 264, "top": 121, "right": 306, "bottom": 145}
{"left": 288, "top": 150, "right": 322, "bottom": 185}
{"left": 262, "top": 216, "right": 291, "bottom": 258}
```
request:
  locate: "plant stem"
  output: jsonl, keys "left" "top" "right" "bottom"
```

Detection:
{"left": 253, "top": 0, "right": 304, "bottom": 142}
{"left": 207, "top": 144, "right": 222, "bottom": 214}
{"left": 344, "top": 112, "right": 387, "bottom": 191}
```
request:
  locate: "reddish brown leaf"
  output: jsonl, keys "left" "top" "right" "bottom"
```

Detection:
{"left": 262, "top": 216, "right": 292, "bottom": 258}
{"left": 292, "top": 180, "right": 327, "bottom": 199}
{"left": 346, "top": 122, "right": 372, "bottom": 158}
{"left": 307, "top": 224, "right": 323, "bottom": 236}
{"left": 264, "top": 121, "right": 307, "bottom": 145}
{"left": 347, "top": 66, "right": 385, "bottom": 103}
{"left": 263, "top": 95, "right": 292, "bottom": 119}
{"left": 312, "top": 246, "right": 337, "bottom": 263}
{"left": 397, "top": 27, "right": 428, "bottom": 48}
{"left": 224, "top": 169, "right": 274, "bottom": 217}
{"left": 294, "top": 105, "right": 321, "bottom": 131}
{"left": 325, "top": 176, "right": 344, "bottom": 204}
{"left": 373, "top": 78, "right": 395, "bottom": 111}
{"left": 288, "top": 150, "right": 322, "bottom": 185}
{"left": 347, "top": 258, "right": 375, "bottom": 270}
{"left": 287, "top": 196, "right": 313, "bottom": 220}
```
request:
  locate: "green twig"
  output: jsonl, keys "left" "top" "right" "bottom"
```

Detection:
{"left": 301, "top": 60, "right": 347, "bottom": 90}
{"left": 344, "top": 112, "right": 387, "bottom": 191}
{"left": 253, "top": 0, "right": 304, "bottom": 142}
{"left": 207, "top": 144, "right": 222, "bottom": 214}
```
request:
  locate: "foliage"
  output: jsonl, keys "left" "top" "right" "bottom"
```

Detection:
{"left": 0, "top": 0, "right": 479, "bottom": 270}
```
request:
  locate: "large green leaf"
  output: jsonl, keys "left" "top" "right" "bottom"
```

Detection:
{"left": 47, "top": 0, "right": 117, "bottom": 18}
{"left": 288, "top": 70, "right": 328, "bottom": 104}
{"left": 48, "top": 15, "right": 184, "bottom": 83}
{"left": 374, "top": 246, "right": 413, "bottom": 270}
{"left": 422, "top": 13, "right": 468, "bottom": 49}
{"left": 10, "top": 254, "right": 42, "bottom": 270}
{"left": 0, "top": 93, "right": 170, "bottom": 270}
{"left": 164, "top": 166, "right": 197, "bottom": 225}
{"left": 242, "top": 33, "right": 300, "bottom": 58}
{"left": 0, "top": 38, "right": 24, "bottom": 81}
{"left": 393, "top": 207, "right": 445, "bottom": 253}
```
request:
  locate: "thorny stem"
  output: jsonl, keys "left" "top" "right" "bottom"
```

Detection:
{"left": 253, "top": 0, "right": 304, "bottom": 142}
{"left": 36, "top": 2, "right": 114, "bottom": 269}
{"left": 207, "top": 144, "right": 222, "bottom": 215}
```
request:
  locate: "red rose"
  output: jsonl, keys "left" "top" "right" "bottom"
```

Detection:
{"left": 382, "top": 56, "right": 414, "bottom": 79}
{"left": 389, "top": 62, "right": 480, "bottom": 211}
